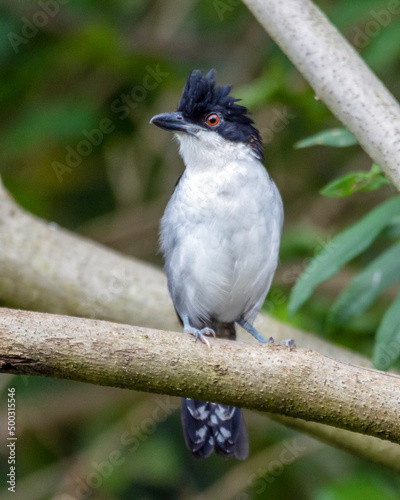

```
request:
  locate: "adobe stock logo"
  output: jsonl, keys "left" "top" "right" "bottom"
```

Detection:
{"left": 7, "top": 0, "right": 70, "bottom": 53}
{"left": 352, "top": 1, "right": 400, "bottom": 48}
{"left": 51, "top": 65, "right": 169, "bottom": 182}
{"left": 65, "top": 396, "right": 179, "bottom": 500}
{"left": 258, "top": 107, "right": 296, "bottom": 145}
{"left": 213, "top": 0, "right": 241, "bottom": 21}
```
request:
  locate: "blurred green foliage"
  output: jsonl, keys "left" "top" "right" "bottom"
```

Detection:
{"left": 289, "top": 129, "right": 399, "bottom": 370}
{"left": 1, "top": 0, "right": 400, "bottom": 499}
{"left": 320, "top": 164, "right": 389, "bottom": 197}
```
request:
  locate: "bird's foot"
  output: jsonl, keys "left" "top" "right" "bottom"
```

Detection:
{"left": 236, "top": 318, "right": 295, "bottom": 350}
{"left": 184, "top": 325, "right": 216, "bottom": 348}
{"left": 181, "top": 315, "right": 216, "bottom": 348}
{"left": 279, "top": 338, "right": 296, "bottom": 351}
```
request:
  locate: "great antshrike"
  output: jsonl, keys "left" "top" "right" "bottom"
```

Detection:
{"left": 150, "top": 69, "right": 293, "bottom": 459}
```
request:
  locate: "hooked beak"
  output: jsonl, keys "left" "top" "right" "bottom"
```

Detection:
{"left": 150, "top": 112, "right": 205, "bottom": 136}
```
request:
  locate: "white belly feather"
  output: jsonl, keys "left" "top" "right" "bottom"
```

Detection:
{"left": 160, "top": 154, "right": 283, "bottom": 328}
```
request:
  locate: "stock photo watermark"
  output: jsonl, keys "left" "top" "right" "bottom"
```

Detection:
{"left": 352, "top": 0, "right": 400, "bottom": 48}
{"left": 236, "top": 437, "right": 307, "bottom": 499}
{"left": 374, "top": 336, "right": 400, "bottom": 369}
{"left": 60, "top": 396, "right": 179, "bottom": 500}
{"left": 259, "top": 107, "right": 296, "bottom": 145}
{"left": 213, "top": 0, "right": 241, "bottom": 21}
{"left": 51, "top": 65, "right": 169, "bottom": 183}
{"left": 282, "top": 235, "right": 339, "bottom": 286}
{"left": 76, "top": 265, "right": 134, "bottom": 320}
{"left": 7, "top": 0, "right": 70, "bottom": 53}
{"left": 262, "top": 235, "right": 339, "bottom": 317}
{"left": 6, "top": 387, "right": 17, "bottom": 493}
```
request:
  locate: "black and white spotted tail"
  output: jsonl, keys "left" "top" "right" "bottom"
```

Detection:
{"left": 181, "top": 399, "right": 249, "bottom": 459}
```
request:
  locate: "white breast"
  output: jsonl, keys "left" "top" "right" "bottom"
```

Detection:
{"left": 160, "top": 133, "right": 283, "bottom": 328}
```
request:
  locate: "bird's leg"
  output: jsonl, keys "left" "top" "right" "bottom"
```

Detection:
{"left": 236, "top": 317, "right": 295, "bottom": 351}
{"left": 279, "top": 338, "right": 296, "bottom": 351}
{"left": 236, "top": 318, "right": 273, "bottom": 343}
{"left": 182, "top": 314, "right": 216, "bottom": 349}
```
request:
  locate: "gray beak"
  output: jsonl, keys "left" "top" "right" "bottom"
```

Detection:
{"left": 150, "top": 112, "right": 204, "bottom": 136}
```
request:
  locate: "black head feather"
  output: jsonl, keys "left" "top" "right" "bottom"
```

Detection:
{"left": 177, "top": 69, "right": 264, "bottom": 160}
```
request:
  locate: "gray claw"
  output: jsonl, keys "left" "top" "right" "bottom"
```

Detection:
{"left": 200, "top": 327, "right": 216, "bottom": 338}
{"left": 280, "top": 338, "right": 296, "bottom": 351}
{"left": 185, "top": 326, "right": 216, "bottom": 349}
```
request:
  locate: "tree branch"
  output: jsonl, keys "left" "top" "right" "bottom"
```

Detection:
{"left": 243, "top": 0, "right": 400, "bottom": 189}
{"left": 266, "top": 414, "right": 400, "bottom": 474}
{"left": 2, "top": 0, "right": 400, "bottom": 473}
{"left": 1, "top": 307, "right": 400, "bottom": 447}
{"left": 0, "top": 180, "right": 370, "bottom": 366}
{"left": 1, "top": 180, "right": 400, "bottom": 467}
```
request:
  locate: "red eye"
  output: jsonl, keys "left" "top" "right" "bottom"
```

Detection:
{"left": 206, "top": 113, "right": 220, "bottom": 127}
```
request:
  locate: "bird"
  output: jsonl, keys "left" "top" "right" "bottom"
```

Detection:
{"left": 150, "top": 69, "right": 293, "bottom": 460}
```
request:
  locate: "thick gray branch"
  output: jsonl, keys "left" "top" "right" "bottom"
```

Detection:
{"left": 243, "top": 0, "right": 400, "bottom": 189}
{"left": 1, "top": 307, "right": 400, "bottom": 447}
{"left": 1, "top": 181, "right": 399, "bottom": 467}
{"left": 0, "top": 180, "right": 369, "bottom": 366}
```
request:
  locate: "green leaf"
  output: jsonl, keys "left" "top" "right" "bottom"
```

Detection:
{"left": 294, "top": 128, "right": 358, "bottom": 149}
{"left": 329, "top": 240, "right": 400, "bottom": 325}
{"left": 320, "top": 164, "right": 389, "bottom": 198}
{"left": 373, "top": 289, "right": 400, "bottom": 370}
{"left": 288, "top": 196, "right": 400, "bottom": 315}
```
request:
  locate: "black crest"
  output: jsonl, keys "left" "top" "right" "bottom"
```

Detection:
{"left": 177, "top": 69, "right": 264, "bottom": 160}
